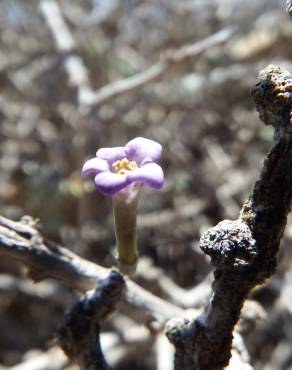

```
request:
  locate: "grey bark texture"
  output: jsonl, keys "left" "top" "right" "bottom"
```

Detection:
{"left": 166, "top": 65, "right": 292, "bottom": 369}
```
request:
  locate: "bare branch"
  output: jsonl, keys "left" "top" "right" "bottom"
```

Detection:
{"left": 135, "top": 258, "right": 211, "bottom": 308}
{"left": 138, "top": 199, "right": 205, "bottom": 230}
{"left": 0, "top": 214, "right": 185, "bottom": 326}
{"left": 166, "top": 65, "right": 292, "bottom": 369}
{"left": 85, "top": 27, "right": 235, "bottom": 108}
{"left": 39, "top": 1, "right": 234, "bottom": 111}
{"left": 1, "top": 347, "right": 68, "bottom": 370}
{"left": 0, "top": 215, "right": 106, "bottom": 291}
{"left": 58, "top": 270, "right": 124, "bottom": 370}
{"left": 158, "top": 272, "right": 212, "bottom": 309}
{"left": 39, "top": 0, "right": 95, "bottom": 110}
{"left": 155, "top": 333, "right": 175, "bottom": 370}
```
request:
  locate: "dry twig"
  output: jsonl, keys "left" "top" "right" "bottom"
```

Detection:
{"left": 39, "top": 0, "right": 94, "bottom": 112}
{"left": 84, "top": 27, "right": 235, "bottom": 109}
{"left": 0, "top": 214, "right": 185, "bottom": 326}
{"left": 39, "top": 0, "right": 234, "bottom": 111}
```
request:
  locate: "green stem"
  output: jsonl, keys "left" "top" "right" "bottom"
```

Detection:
{"left": 113, "top": 192, "right": 138, "bottom": 275}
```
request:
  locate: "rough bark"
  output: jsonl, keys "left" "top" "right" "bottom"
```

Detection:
{"left": 166, "top": 65, "right": 292, "bottom": 370}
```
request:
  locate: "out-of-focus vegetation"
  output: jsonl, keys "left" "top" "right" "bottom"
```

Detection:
{"left": 0, "top": 1, "right": 292, "bottom": 369}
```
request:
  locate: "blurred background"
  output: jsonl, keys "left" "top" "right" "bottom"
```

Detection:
{"left": 0, "top": 0, "right": 292, "bottom": 369}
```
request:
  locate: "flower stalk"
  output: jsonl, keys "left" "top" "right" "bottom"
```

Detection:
{"left": 113, "top": 190, "right": 139, "bottom": 275}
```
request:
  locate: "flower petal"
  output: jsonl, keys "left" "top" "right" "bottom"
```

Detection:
{"left": 126, "top": 163, "right": 164, "bottom": 189}
{"left": 94, "top": 172, "right": 129, "bottom": 196}
{"left": 82, "top": 157, "right": 109, "bottom": 175}
{"left": 125, "top": 137, "right": 162, "bottom": 165}
{"left": 96, "top": 147, "right": 126, "bottom": 165}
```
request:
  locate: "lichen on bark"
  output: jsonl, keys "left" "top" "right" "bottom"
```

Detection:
{"left": 166, "top": 65, "right": 292, "bottom": 370}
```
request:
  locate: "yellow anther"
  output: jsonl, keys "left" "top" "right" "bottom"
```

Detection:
{"left": 112, "top": 158, "right": 129, "bottom": 169}
{"left": 128, "top": 161, "right": 138, "bottom": 170}
{"left": 112, "top": 157, "right": 138, "bottom": 174}
{"left": 119, "top": 158, "right": 130, "bottom": 168}
{"left": 112, "top": 160, "right": 120, "bottom": 168}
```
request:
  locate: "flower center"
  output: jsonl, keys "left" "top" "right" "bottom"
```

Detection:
{"left": 112, "top": 158, "right": 138, "bottom": 174}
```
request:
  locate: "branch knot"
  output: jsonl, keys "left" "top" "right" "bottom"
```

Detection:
{"left": 200, "top": 220, "right": 257, "bottom": 271}
{"left": 251, "top": 65, "right": 292, "bottom": 130}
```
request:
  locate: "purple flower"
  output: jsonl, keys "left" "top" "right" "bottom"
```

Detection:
{"left": 82, "top": 137, "right": 164, "bottom": 196}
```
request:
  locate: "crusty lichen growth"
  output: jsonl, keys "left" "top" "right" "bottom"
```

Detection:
{"left": 166, "top": 65, "right": 292, "bottom": 370}
{"left": 242, "top": 65, "right": 292, "bottom": 279}
{"left": 200, "top": 220, "right": 257, "bottom": 271}
{"left": 250, "top": 65, "right": 292, "bottom": 133}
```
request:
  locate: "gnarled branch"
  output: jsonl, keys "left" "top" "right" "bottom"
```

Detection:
{"left": 166, "top": 65, "right": 292, "bottom": 369}
{"left": 58, "top": 270, "right": 124, "bottom": 369}
{"left": 0, "top": 214, "right": 185, "bottom": 327}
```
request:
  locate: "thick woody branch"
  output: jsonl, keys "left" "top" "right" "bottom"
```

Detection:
{"left": 0, "top": 215, "right": 184, "bottom": 326}
{"left": 58, "top": 270, "right": 124, "bottom": 370}
{"left": 166, "top": 65, "right": 292, "bottom": 369}
{"left": 0, "top": 215, "right": 106, "bottom": 290}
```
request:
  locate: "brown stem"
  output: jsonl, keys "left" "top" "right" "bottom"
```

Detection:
{"left": 166, "top": 65, "right": 292, "bottom": 370}
{"left": 0, "top": 214, "right": 185, "bottom": 327}
{"left": 58, "top": 270, "right": 124, "bottom": 369}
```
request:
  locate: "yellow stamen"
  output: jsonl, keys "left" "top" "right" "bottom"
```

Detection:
{"left": 112, "top": 157, "right": 138, "bottom": 174}
{"left": 112, "top": 160, "right": 120, "bottom": 168}
{"left": 119, "top": 158, "right": 130, "bottom": 168}
{"left": 128, "top": 161, "right": 138, "bottom": 170}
